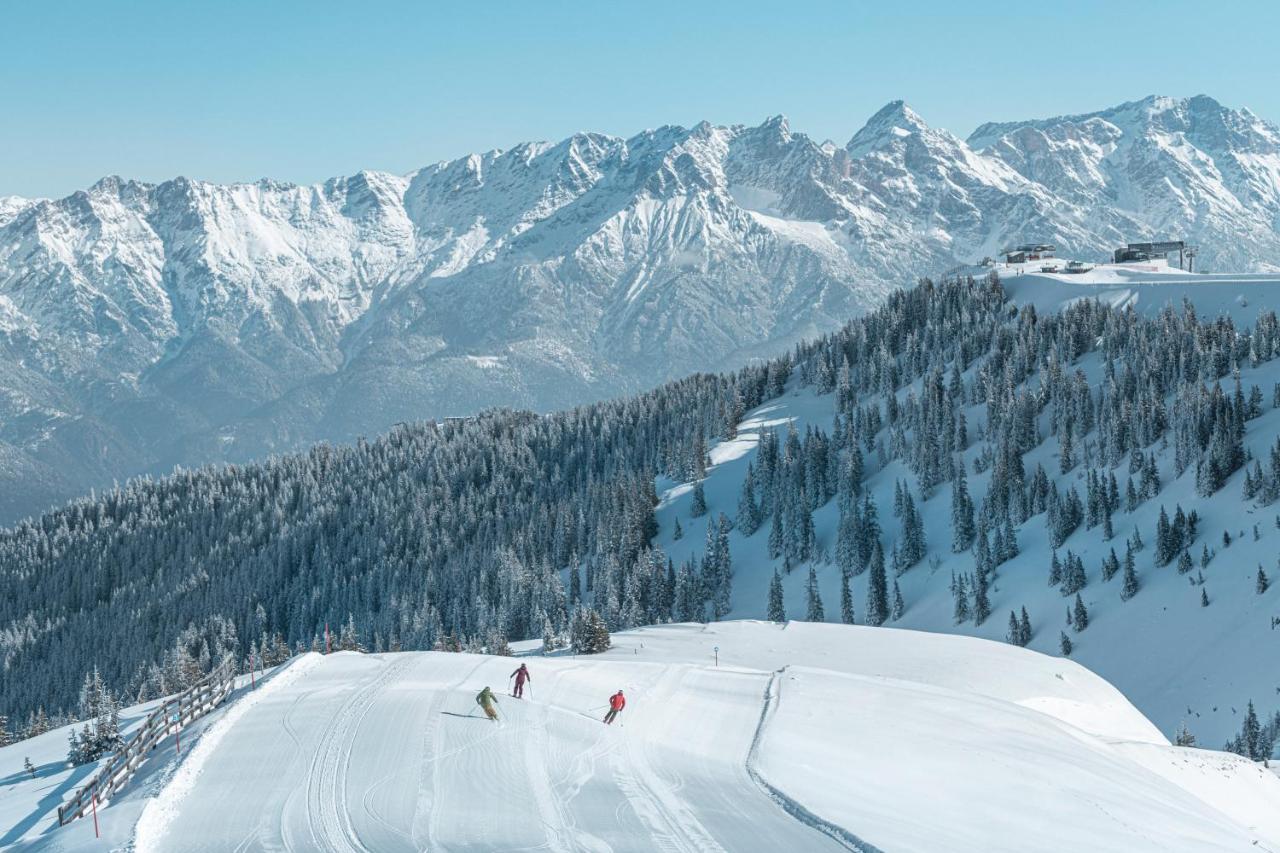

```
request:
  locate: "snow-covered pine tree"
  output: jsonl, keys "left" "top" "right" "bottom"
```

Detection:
{"left": 570, "top": 607, "right": 611, "bottom": 654}
{"left": 690, "top": 481, "right": 708, "bottom": 518}
{"left": 1006, "top": 611, "right": 1021, "bottom": 645}
{"left": 339, "top": 614, "right": 365, "bottom": 652}
{"left": 1174, "top": 721, "right": 1197, "bottom": 747}
{"left": 736, "top": 474, "right": 761, "bottom": 535}
{"left": 768, "top": 505, "right": 783, "bottom": 560}
{"left": 1101, "top": 548, "right": 1120, "bottom": 582}
{"left": 1200, "top": 588, "right": 1210, "bottom": 607}
{"left": 865, "top": 541, "right": 888, "bottom": 626}
{"left": 1258, "top": 566, "right": 1271, "bottom": 595}
{"left": 899, "top": 491, "right": 926, "bottom": 568}
{"left": 952, "top": 471, "right": 977, "bottom": 550}
{"left": 1019, "top": 607, "right": 1032, "bottom": 646}
{"left": 1060, "top": 551, "right": 1087, "bottom": 596}
{"left": 952, "top": 573, "right": 970, "bottom": 624}
{"left": 767, "top": 569, "right": 785, "bottom": 622}
{"left": 805, "top": 567, "right": 825, "bottom": 622}
{"left": 1238, "top": 702, "right": 1262, "bottom": 760}
{"left": 891, "top": 580, "right": 904, "bottom": 621}
{"left": 973, "top": 565, "right": 992, "bottom": 625}
{"left": 1059, "top": 631, "right": 1073, "bottom": 656}
{"left": 840, "top": 569, "right": 854, "bottom": 624}
{"left": 1072, "top": 594, "right": 1089, "bottom": 632}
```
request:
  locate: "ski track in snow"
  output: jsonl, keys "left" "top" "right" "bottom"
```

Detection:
{"left": 9, "top": 623, "right": 1280, "bottom": 851}
{"left": 745, "top": 669, "right": 883, "bottom": 853}
{"left": 110, "top": 628, "right": 1280, "bottom": 853}
{"left": 132, "top": 652, "right": 323, "bottom": 853}
{"left": 131, "top": 649, "right": 862, "bottom": 852}
{"left": 303, "top": 655, "right": 415, "bottom": 852}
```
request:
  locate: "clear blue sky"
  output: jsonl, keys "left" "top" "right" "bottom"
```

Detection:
{"left": 3, "top": 0, "right": 1277, "bottom": 198}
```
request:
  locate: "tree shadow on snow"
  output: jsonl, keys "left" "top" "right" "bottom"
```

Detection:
{"left": 0, "top": 762, "right": 97, "bottom": 846}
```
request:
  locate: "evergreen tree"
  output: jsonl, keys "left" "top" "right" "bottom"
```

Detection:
{"left": 805, "top": 567, "right": 825, "bottom": 622}
{"left": 1174, "top": 721, "right": 1197, "bottom": 747}
{"left": 570, "top": 607, "right": 611, "bottom": 654}
{"left": 1155, "top": 506, "right": 1174, "bottom": 566}
{"left": 1059, "top": 631, "right": 1073, "bottom": 656}
{"left": 891, "top": 580, "right": 904, "bottom": 621}
{"left": 672, "top": 518, "right": 683, "bottom": 541}
{"left": 1072, "top": 594, "right": 1089, "bottom": 632}
{"left": 1006, "top": 611, "right": 1022, "bottom": 645}
{"left": 1019, "top": 607, "right": 1032, "bottom": 646}
{"left": 1120, "top": 547, "right": 1138, "bottom": 601}
{"left": 951, "top": 474, "right": 976, "bottom": 552}
{"left": 690, "top": 481, "right": 708, "bottom": 518}
{"left": 1101, "top": 548, "right": 1120, "bottom": 582}
{"left": 899, "top": 493, "right": 926, "bottom": 568}
{"left": 865, "top": 541, "right": 888, "bottom": 626}
{"left": 1242, "top": 701, "right": 1263, "bottom": 760}
{"left": 840, "top": 569, "right": 855, "bottom": 625}
{"left": 835, "top": 504, "right": 858, "bottom": 578}
{"left": 768, "top": 503, "right": 786, "bottom": 560}
{"left": 973, "top": 565, "right": 992, "bottom": 625}
{"left": 339, "top": 614, "right": 365, "bottom": 652}
{"left": 1200, "top": 588, "right": 1210, "bottom": 607}
{"left": 1258, "top": 566, "right": 1271, "bottom": 595}
{"left": 767, "top": 569, "right": 786, "bottom": 623}
{"left": 736, "top": 475, "right": 761, "bottom": 535}
{"left": 952, "top": 573, "right": 971, "bottom": 624}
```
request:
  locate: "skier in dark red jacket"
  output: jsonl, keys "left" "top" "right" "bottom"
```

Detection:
{"left": 603, "top": 689, "right": 626, "bottom": 724}
{"left": 510, "top": 663, "right": 531, "bottom": 698}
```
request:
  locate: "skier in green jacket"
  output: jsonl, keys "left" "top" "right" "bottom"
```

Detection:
{"left": 476, "top": 686, "right": 500, "bottom": 721}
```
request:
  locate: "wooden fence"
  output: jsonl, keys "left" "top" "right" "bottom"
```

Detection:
{"left": 57, "top": 654, "right": 239, "bottom": 826}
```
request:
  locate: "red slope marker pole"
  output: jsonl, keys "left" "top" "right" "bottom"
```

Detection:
{"left": 91, "top": 793, "right": 100, "bottom": 838}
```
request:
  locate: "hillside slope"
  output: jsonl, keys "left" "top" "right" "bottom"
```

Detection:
{"left": 6, "top": 623, "right": 1278, "bottom": 852}
{"left": 651, "top": 264, "right": 1280, "bottom": 748}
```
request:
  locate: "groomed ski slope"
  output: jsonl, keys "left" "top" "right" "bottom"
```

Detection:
{"left": 123, "top": 622, "right": 1280, "bottom": 853}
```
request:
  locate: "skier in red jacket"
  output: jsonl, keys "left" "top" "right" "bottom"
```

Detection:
{"left": 603, "top": 689, "right": 626, "bottom": 724}
{"left": 510, "top": 663, "right": 531, "bottom": 698}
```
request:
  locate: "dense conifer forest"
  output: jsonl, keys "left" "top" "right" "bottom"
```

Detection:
{"left": 4, "top": 271, "right": 1280, "bottom": 757}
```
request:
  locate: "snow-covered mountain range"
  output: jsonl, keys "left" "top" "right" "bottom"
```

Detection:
{"left": 3, "top": 94, "right": 1280, "bottom": 524}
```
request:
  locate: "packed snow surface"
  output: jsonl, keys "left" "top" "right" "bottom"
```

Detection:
{"left": 7, "top": 622, "right": 1277, "bottom": 852}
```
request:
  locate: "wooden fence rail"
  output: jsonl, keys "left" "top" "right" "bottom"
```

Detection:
{"left": 57, "top": 654, "right": 239, "bottom": 826}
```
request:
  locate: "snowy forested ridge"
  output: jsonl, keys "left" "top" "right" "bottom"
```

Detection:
{"left": 4, "top": 266, "right": 1280, "bottom": 761}
{"left": 3, "top": 94, "right": 1280, "bottom": 524}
